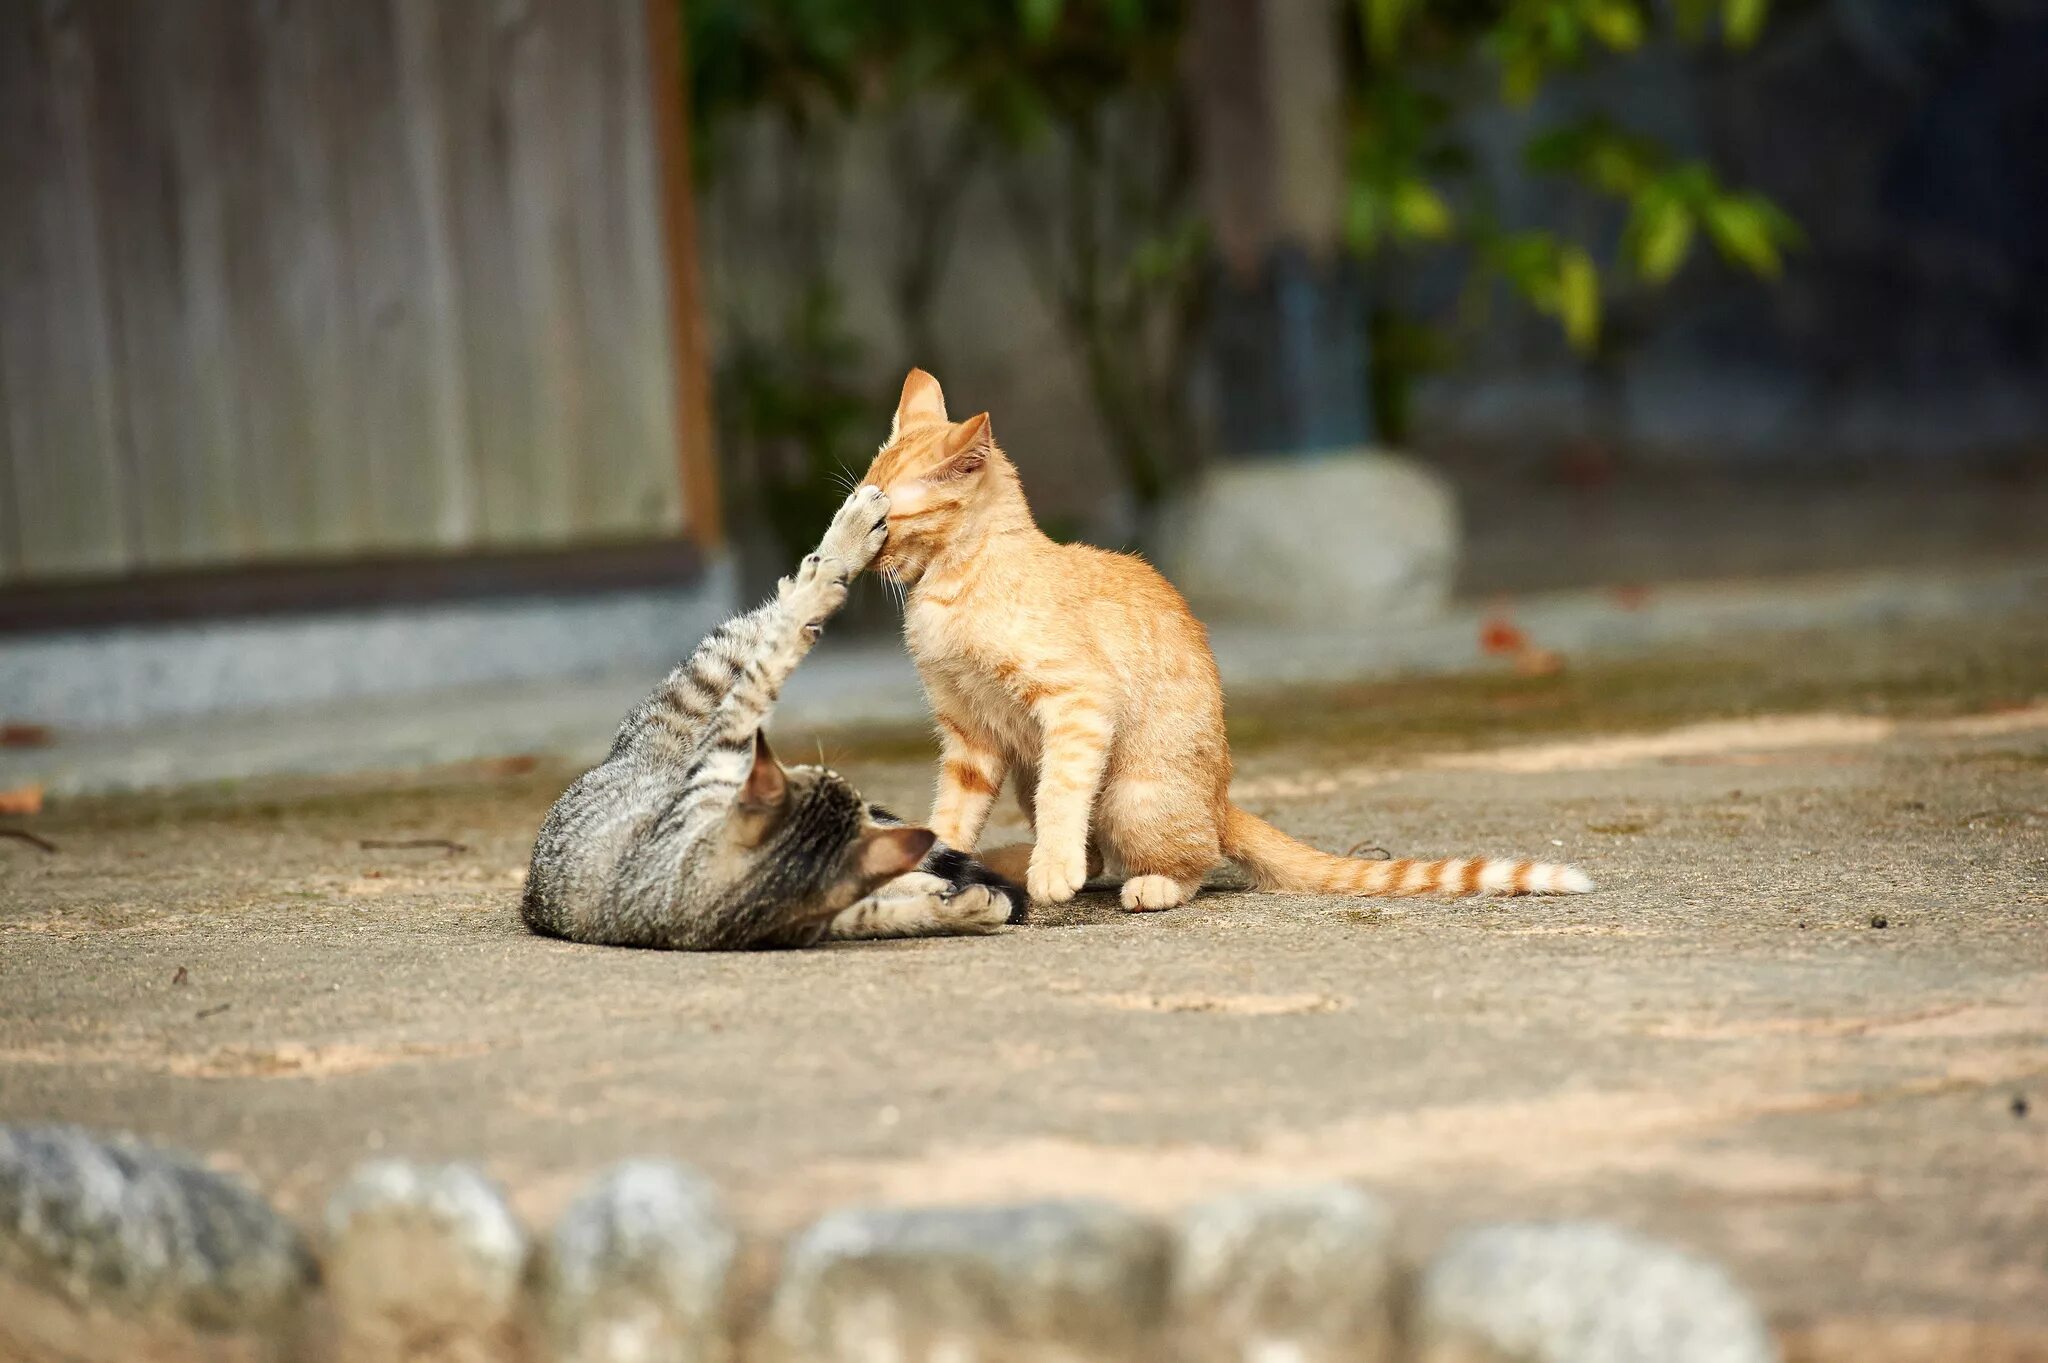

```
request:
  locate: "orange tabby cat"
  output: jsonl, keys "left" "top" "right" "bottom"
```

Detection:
{"left": 862, "top": 368, "right": 1594, "bottom": 910}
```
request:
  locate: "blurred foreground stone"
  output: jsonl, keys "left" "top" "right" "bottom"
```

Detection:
{"left": 1415, "top": 1222, "right": 1778, "bottom": 1363}
{"left": 0, "top": 1125, "right": 312, "bottom": 1363}
{"left": 766, "top": 1200, "right": 1173, "bottom": 1362}
{"left": 534, "top": 1161, "right": 737, "bottom": 1363}
{"left": 323, "top": 1160, "right": 529, "bottom": 1363}
{"left": 1162, "top": 451, "right": 1460, "bottom": 628}
{"left": 1173, "top": 1184, "right": 1400, "bottom": 1363}
{"left": 2, "top": 1119, "right": 1789, "bottom": 1363}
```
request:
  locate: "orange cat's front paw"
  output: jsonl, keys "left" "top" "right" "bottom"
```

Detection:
{"left": 1026, "top": 847, "right": 1087, "bottom": 904}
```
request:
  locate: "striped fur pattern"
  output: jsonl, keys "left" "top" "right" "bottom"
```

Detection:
{"left": 862, "top": 369, "right": 1594, "bottom": 912}
{"left": 522, "top": 487, "right": 1024, "bottom": 950}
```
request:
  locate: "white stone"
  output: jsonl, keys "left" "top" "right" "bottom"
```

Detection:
{"left": 323, "top": 1161, "right": 529, "bottom": 1363}
{"left": 1172, "top": 1184, "right": 1400, "bottom": 1363}
{"left": 1159, "top": 452, "right": 1460, "bottom": 627}
{"left": 766, "top": 1200, "right": 1172, "bottom": 1362}
{"left": 1415, "top": 1221, "right": 1778, "bottom": 1363}
{"left": 535, "top": 1161, "right": 738, "bottom": 1363}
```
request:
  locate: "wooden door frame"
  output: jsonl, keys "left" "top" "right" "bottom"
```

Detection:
{"left": 645, "top": 0, "right": 722, "bottom": 551}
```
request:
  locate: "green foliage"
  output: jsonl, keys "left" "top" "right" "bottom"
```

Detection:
{"left": 678, "top": 0, "right": 1799, "bottom": 530}
{"left": 720, "top": 287, "right": 873, "bottom": 562}
{"left": 1353, "top": 0, "right": 1798, "bottom": 357}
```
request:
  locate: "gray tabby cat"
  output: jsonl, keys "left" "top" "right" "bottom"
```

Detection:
{"left": 523, "top": 486, "right": 1023, "bottom": 950}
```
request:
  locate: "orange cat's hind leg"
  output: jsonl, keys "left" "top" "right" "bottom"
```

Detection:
{"left": 1096, "top": 773, "right": 1219, "bottom": 914}
{"left": 1119, "top": 873, "right": 1201, "bottom": 912}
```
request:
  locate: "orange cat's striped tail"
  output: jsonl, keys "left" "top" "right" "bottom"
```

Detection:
{"left": 1221, "top": 805, "right": 1593, "bottom": 897}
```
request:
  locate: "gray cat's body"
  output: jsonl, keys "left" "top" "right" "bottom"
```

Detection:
{"left": 523, "top": 487, "right": 1022, "bottom": 950}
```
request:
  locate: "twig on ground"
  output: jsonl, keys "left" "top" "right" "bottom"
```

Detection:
{"left": 0, "top": 828, "right": 57, "bottom": 854}
{"left": 1346, "top": 842, "right": 1392, "bottom": 860}
{"left": 359, "top": 838, "right": 469, "bottom": 856}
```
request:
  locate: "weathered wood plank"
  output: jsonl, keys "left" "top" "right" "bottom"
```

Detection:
{"left": 0, "top": 0, "right": 701, "bottom": 584}
{"left": 555, "top": 0, "right": 682, "bottom": 539}
{"left": 0, "top": 0, "right": 134, "bottom": 579}
{"left": 503, "top": 0, "right": 585, "bottom": 546}
{"left": 0, "top": 311, "right": 16, "bottom": 585}
{"left": 81, "top": 0, "right": 220, "bottom": 569}
{"left": 210, "top": 0, "right": 355, "bottom": 558}
{"left": 428, "top": 1, "right": 554, "bottom": 548}
{"left": 323, "top": 1, "right": 449, "bottom": 551}
{"left": 138, "top": 0, "right": 257, "bottom": 567}
{"left": 390, "top": 0, "right": 479, "bottom": 547}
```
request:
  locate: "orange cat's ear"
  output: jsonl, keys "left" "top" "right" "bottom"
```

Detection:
{"left": 942, "top": 412, "right": 993, "bottom": 475}
{"left": 892, "top": 368, "right": 948, "bottom": 438}
{"left": 732, "top": 731, "right": 789, "bottom": 845}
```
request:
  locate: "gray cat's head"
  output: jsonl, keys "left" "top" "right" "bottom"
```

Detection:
{"left": 717, "top": 732, "right": 934, "bottom": 929}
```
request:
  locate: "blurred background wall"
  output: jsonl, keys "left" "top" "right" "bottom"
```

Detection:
{"left": 1, "top": 0, "right": 2044, "bottom": 733}
{"left": 0, "top": 0, "right": 715, "bottom": 585}
{"left": 697, "top": 0, "right": 2048, "bottom": 552}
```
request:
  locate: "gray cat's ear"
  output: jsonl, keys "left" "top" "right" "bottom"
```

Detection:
{"left": 732, "top": 731, "right": 788, "bottom": 845}
{"left": 856, "top": 825, "right": 936, "bottom": 879}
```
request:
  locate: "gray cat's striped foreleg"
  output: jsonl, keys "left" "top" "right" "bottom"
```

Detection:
{"left": 824, "top": 873, "right": 1014, "bottom": 940}
{"left": 693, "top": 484, "right": 890, "bottom": 781}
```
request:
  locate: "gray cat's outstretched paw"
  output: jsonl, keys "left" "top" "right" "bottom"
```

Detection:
{"left": 937, "top": 883, "right": 1013, "bottom": 935}
{"left": 820, "top": 484, "right": 890, "bottom": 578}
{"left": 781, "top": 551, "right": 851, "bottom": 639}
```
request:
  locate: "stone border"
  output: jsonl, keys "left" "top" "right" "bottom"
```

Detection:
{"left": 0, "top": 1124, "right": 1779, "bottom": 1363}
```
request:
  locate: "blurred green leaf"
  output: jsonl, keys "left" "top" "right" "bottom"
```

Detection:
{"left": 1525, "top": 117, "right": 1658, "bottom": 194}
{"left": 1392, "top": 179, "right": 1454, "bottom": 238}
{"left": 1628, "top": 194, "right": 1695, "bottom": 282}
{"left": 1673, "top": 0, "right": 1715, "bottom": 39}
{"left": 1702, "top": 195, "right": 1784, "bottom": 276}
{"left": 1556, "top": 247, "right": 1601, "bottom": 350}
{"left": 1724, "top": 0, "right": 1767, "bottom": 47}
{"left": 1020, "top": 0, "right": 1063, "bottom": 45}
{"left": 1503, "top": 51, "right": 1544, "bottom": 105}
{"left": 1129, "top": 217, "right": 1207, "bottom": 285}
{"left": 1545, "top": 6, "right": 1579, "bottom": 57}
{"left": 1584, "top": 0, "right": 1644, "bottom": 51}
{"left": 1364, "top": 0, "right": 1412, "bottom": 57}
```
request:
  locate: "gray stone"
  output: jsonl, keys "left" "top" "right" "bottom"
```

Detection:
{"left": 1159, "top": 451, "right": 1460, "bottom": 628}
{"left": 534, "top": 1161, "right": 738, "bottom": 1363}
{"left": 0, "top": 1124, "right": 312, "bottom": 1363}
{"left": 1415, "top": 1222, "right": 1778, "bottom": 1363}
{"left": 1171, "top": 1184, "right": 1400, "bottom": 1363}
{"left": 766, "top": 1200, "right": 1173, "bottom": 1362}
{"left": 322, "top": 1160, "right": 530, "bottom": 1363}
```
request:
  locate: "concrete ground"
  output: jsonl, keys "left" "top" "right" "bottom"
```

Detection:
{"left": 2, "top": 614, "right": 2044, "bottom": 1361}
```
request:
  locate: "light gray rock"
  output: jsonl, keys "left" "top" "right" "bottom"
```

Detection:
{"left": 0, "top": 1124, "right": 312, "bottom": 1363}
{"left": 1415, "top": 1222, "right": 1779, "bottom": 1363}
{"left": 766, "top": 1200, "right": 1172, "bottom": 1362}
{"left": 534, "top": 1161, "right": 738, "bottom": 1363}
{"left": 1159, "top": 451, "right": 1460, "bottom": 628}
{"left": 1172, "top": 1184, "right": 1400, "bottom": 1363}
{"left": 323, "top": 1160, "right": 530, "bottom": 1363}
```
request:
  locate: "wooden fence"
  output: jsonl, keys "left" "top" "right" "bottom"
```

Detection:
{"left": 0, "top": 0, "right": 713, "bottom": 587}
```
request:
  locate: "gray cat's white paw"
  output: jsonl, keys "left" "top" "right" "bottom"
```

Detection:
{"left": 783, "top": 552, "right": 850, "bottom": 638}
{"left": 821, "top": 485, "right": 890, "bottom": 577}
{"left": 938, "top": 884, "right": 1012, "bottom": 934}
